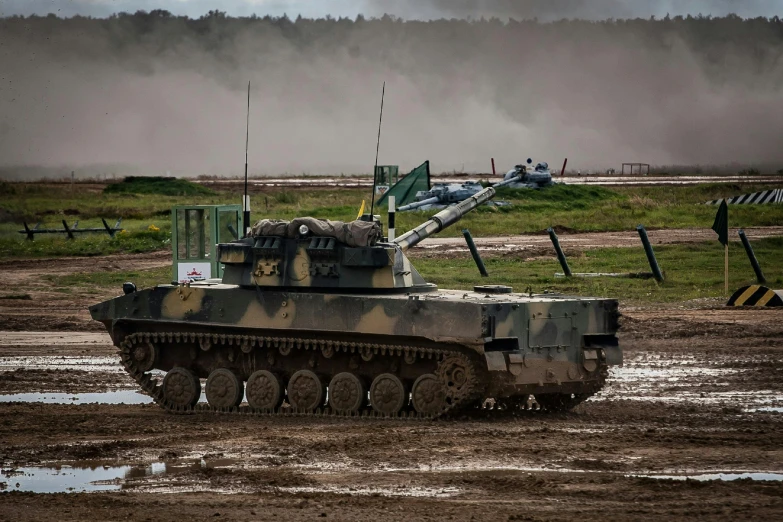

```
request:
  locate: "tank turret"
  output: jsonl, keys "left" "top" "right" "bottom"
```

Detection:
{"left": 397, "top": 181, "right": 485, "bottom": 211}
{"left": 217, "top": 186, "right": 495, "bottom": 291}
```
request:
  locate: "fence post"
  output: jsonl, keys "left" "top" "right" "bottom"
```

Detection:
{"left": 62, "top": 220, "right": 75, "bottom": 240}
{"left": 636, "top": 225, "right": 664, "bottom": 282}
{"left": 738, "top": 230, "right": 766, "bottom": 284}
{"left": 462, "top": 229, "right": 488, "bottom": 277}
{"left": 548, "top": 227, "right": 572, "bottom": 277}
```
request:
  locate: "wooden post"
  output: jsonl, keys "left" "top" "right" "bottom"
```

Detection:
{"left": 491, "top": 158, "right": 496, "bottom": 176}
{"left": 725, "top": 244, "right": 729, "bottom": 295}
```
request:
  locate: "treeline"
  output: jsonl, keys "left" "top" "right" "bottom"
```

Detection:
{"left": 3, "top": 12, "right": 783, "bottom": 70}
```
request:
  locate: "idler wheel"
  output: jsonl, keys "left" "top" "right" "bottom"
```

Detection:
{"left": 287, "top": 370, "right": 325, "bottom": 411}
{"left": 205, "top": 369, "right": 244, "bottom": 408}
{"left": 328, "top": 372, "right": 366, "bottom": 413}
{"left": 246, "top": 370, "right": 284, "bottom": 410}
{"left": 162, "top": 367, "right": 201, "bottom": 408}
{"left": 369, "top": 373, "right": 407, "bottom": 415}
{"left": 132, "top": 341, "right": 157, "bottom": 372}
{"left": 411, "top": 374, "right": 446, "bottom": 415}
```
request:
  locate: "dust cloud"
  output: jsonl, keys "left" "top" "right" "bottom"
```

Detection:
{"left": 1, "top": 13, "right": 782, "bottom": 178}
{"left": 364, "top": 0, "right": 783, "bottom": 22}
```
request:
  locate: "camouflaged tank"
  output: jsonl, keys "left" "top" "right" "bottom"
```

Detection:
{"left": 90, "top": 187, "right": 621, "bottom": 418}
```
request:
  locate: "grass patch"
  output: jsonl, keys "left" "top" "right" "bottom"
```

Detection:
{"left": 0, "top": 223, "right": 171, "bottom": 258}
{"left": 2, "top": 179, "right": 783, "bottom": 258}
{"left": 104, "top": 177, "right": 215, "bottom": 197}
{"left": 44, "top": 265, "right": 171, "bottom": 290}
{"left": 413, "top": 237, "right": 783, "bottom": 304}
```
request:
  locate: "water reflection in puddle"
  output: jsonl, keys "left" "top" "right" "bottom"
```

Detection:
{"left": 1, "top": 464, "right": 163, "bottom": 493}
{"left": 0, "top": 390, "right": 153, "bottom": 405}
{"left": 591, "top": 353, "right": 783, "bottom": 410}
{"left": 635, "top": 472, "right": 783, "bottom": 482}
{"left": 0, "top": 459, "right": 238, "bottom": 494}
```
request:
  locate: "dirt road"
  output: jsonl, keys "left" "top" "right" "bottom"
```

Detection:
{"left": 412, "top": 226, "right": 783, "bottom": 259}
{"left": 0, "top": 305, "right": 782, "bottom": 520}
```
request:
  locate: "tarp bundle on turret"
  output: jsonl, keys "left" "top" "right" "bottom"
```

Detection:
{"left": 251, "top": 217, "right": 381, "bottom": 247}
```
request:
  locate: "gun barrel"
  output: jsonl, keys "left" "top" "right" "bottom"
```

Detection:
{"left": 492, "top": 175, "right": 523, "bottom": 189}
{"left": 397, "top": 196, "right": 441, "bottom": 212}
{"left": 394, "top": 187, "right": 496, "bottom": 251}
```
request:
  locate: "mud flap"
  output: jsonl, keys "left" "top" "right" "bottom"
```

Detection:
{"left": 601, "top": 345, "right": 623, "bottom": 366}
{"left": 485, "top": 352, "right": 507, "bottom": 371}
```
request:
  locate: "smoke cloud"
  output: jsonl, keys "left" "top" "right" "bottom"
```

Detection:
{"left": 1, "top": 14, "right": 782, "bottom": 178}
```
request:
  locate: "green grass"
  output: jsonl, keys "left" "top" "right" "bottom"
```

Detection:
{"left": 103, "top": 176, "right": 215, "bottom": 197}
{"left": 0, "top": 223, "right": 171, "bottom": 258}
{"left": 30, "top": 238, "right": 783, "bottom": 306}
{"left": 2, "top": 179, "right": 782, "bottom": 258}
{"left": 413, "top": 238, "right": 783, "bottom": 304}
{"left": 43, "top": 265, "right": 171, "bottom": 290}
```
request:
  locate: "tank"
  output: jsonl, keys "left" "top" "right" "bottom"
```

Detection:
{"left": 90, "top": 186, "right": 621, "bottom": 419}
{"left": 397, "top": 181, "right": 485, "bottom": 211}
{"left": 497, "top": 159, "right": 554, "bottom": 189}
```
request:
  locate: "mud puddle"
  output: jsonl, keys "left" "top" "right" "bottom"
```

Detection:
{"left": 635, "top": 472, "right": 783, "bottom": 482}
{"left": 278, "top": 485, "right": 462, "bottom": 498}
{"left": 0, "top": 390, "right": 152, "bottom": 405}
{"left": 0, "top": 332, "right": 111, "bottom": 347}
{"left": 592, "top": 352, "right": 783, "bottom": 410}
{"left": 0, "top": 458, "right": 240, "bottom": 494}
{"left": 0, "top": 355, "right": 121, "bottom": 373}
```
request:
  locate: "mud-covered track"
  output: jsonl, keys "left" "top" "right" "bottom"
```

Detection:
{"left": 119, "top": 331, "right": 482, "bottom": 420}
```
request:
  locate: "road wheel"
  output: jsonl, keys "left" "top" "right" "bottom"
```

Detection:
{"left": 287, "top": 370, "right": 325, "bottom": 411}
{"left": 411, "top": 373, "right": 446, "bottom": 415}
{"left": 205, "top": 368, "right": 244, "bottom": 408}
{"left": 328, "top": 372, "right": 366, "bottom": 413}
{"left": 162, "top": 367, "right": 201, "bottom": 408}
{"left": 369, "top": 373, "right": 407, "bottom": 415}
{"left": 246, "top": 370, "right": 284, "bottom": 410}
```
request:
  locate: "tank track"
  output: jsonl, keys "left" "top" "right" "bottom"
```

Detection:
{"left": 119, "top": 331, "right": 481, "bottom": 420}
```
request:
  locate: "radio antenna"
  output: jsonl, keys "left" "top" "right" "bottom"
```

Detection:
{"left": 243, "top": 80, "right": 251, "bottom": 234}
{"left": 369, "top": 81, "right": 385, "bottom": 219}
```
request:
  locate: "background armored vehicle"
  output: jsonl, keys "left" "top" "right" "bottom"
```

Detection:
{"left": 497, "top": 158, "right": 554, "bottom": 189}
{"left": 397, "top": 181, "right": 484, "bottom": 211}
{"left": 91, "top": 187, "right": 621, "bottom": 419}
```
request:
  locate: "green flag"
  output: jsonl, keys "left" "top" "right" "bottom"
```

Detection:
{"left": 712, "top": 199, "right": 729, "bottom": 246}
{"left": 376, "top": 161, "right": 431, "bottom": 207}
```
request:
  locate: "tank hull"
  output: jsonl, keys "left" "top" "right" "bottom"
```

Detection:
{"left": 91, "top": 283, "right": 620, "bottom": 415}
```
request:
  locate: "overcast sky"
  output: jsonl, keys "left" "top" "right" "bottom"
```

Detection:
{"left": 1, "top": 0, "right": 781, "bottom": 20}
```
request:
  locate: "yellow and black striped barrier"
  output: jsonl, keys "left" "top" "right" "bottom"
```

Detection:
{"left": 727, "top": 285, "right": 783, "bottom": 307}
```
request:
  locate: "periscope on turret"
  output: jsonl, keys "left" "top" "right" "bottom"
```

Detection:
{"left": 89, "top": 185, "right": 620, "bottom": 418}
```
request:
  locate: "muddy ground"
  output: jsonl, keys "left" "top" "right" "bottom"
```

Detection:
{"left": 0, "top": 239, "right": 782, "bottom": 521}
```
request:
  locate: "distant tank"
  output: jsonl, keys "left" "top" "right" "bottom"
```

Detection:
{"left": 90, "top": 186, "right": 621, "bottom": 419}
{"left": 496, "top": 158, "right": 554, "bottom": 189}
{"left": 397, "top": 181, "right": 485, "bottom": 211}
